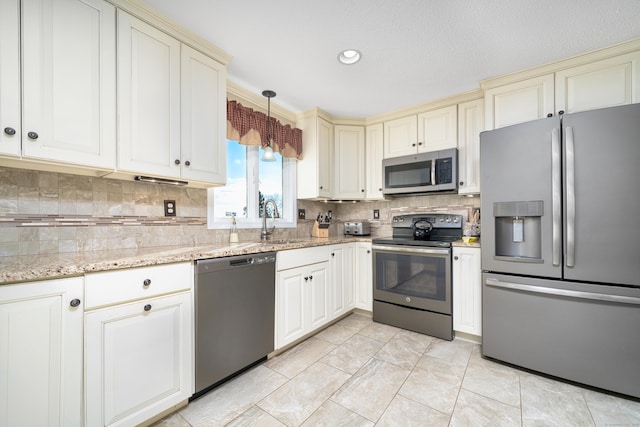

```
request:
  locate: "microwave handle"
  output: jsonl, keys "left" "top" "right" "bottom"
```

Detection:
{"left": 431, "top": 159, "right": 436, "bottom": 185}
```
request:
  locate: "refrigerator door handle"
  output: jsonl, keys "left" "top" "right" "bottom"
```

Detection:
{"left": 566, "top": 126, "right": 576, "bottom": 267}
{"left": 485, "top": 278, "right": 640, "bottom": 306}
{"left": 431, "top": 160, "right": 437, "bottom": 186}
{"left": 551, "top": 128, "right": 561, "bottom": 266}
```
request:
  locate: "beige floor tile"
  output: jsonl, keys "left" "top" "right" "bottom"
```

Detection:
{"left": 376, "top": 395, "right": 450, "bottom": 427}
{"left": 225, "top": 406, "right": 285, "bottom": 427}
{"left": 314, "top": 322, "right": 359, "bottom": 345}
{"left": 425, "top": 338, "right": 474, "bottom": 366}
{"left": 258, "top": 362, "right": 350, "bottom": 426}
{"left": 583, "top": 389, "right": 640, "bottom": 427}
{"left": 301, "top": 400, "right": 374, "bottom": 427}
{"left": 334, "top": 313, "right": 373, "bottom": 331}
{"left": 399, "top": 357, "right": 464, "bottom": 414}
{"left": 179, "top": 365, "right": 288, "bottom": 427}
{"left": 265, "top": 337, "right": 336, "bottom": 379}
{"left": 462, "top": 355, "right": 522, "bottom": 408}
{"left": 330, "top": 357, "right": 411, "bottom": 422}
{"left": 450, "top": 389, "right": 522, "bottom": 427}
{"left": 151, "top": 412, "right": 191, "bottom": 427}
{"left": 374, "top": 331, "right": 432, "bottom": 370}
{"left": 357, "top": 321, "right": 400, "bottom": 343}
{"left": 321, "top": 333, "right": 384, "bottom": 374}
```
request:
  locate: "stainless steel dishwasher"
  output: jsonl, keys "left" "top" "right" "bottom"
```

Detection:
{"left": 193, "top": 252, "right": 276, "bottom": 398}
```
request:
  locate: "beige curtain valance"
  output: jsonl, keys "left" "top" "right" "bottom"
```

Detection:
{"left": 226, "top": 99, "right": 303, "bottom": 159}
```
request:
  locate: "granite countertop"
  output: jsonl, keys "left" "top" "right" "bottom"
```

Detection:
{"left": 0, "top": 236, "right": 373, "bottom": 285}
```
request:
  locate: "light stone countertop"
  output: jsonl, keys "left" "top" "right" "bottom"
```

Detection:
{"left": 0, "top": 236, "right": 373, "bottom": 285}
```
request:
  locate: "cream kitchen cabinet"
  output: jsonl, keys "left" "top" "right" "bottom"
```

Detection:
{"left": 116, "top": 11, "right": 226, "bottom": 186}
{"left": 85, "top": 262, "right": 193, "bottom": 427}
{"left": 276, "top": 246, "right": 332, "bottom": 348}
{"left": 297, "top": 113, "right": 333, "bottom": 199}
{"left": 365, "top": 123, "right": 384, "bottom": 199}
{"left": 355, "top": 242, "right": 373, "bottom": 312}
{"left": 0, "top": 276, "right": 84, "bottom": 427}
{"left": 334, "top": 125, "right": 366, "bottom": 199}
{"left": 383, "top": 106, "right": 457, "bottom": 159}
{"left": 457, "top": 98, "right": 484, "bottom": 195}
{"left": 1, "top": 0, "right": 116, "bottom": 171}
{"left": 484, "top": 51, "right": 640, "bottom": 130}
{"left": 452, "top": 246, "right": 482, "bottom": 338}
{"left": 328, "top": 244, "right": 355, "bottom": 318}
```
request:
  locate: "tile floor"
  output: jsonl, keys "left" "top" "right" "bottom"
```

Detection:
{"left": 153, "top": 313, "right": 640, "bottom": 427}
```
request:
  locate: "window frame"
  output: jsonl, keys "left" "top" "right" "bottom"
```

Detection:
{"left": 207, "top": 143, "right": 297, "bottom": 230}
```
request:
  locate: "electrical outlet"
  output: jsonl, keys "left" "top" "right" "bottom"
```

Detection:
{"left": 298, "top": 209, "right": 306, "bottom": 219}
{"left": 373, "top": 209, "right": 380, "bottom": 219}
{"left": 164, "top": 200, "right": 176, "bottom": 217}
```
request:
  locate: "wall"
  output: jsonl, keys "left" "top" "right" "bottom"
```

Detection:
{"left": 0, "top": 167, "right": 479, "bottom": 257}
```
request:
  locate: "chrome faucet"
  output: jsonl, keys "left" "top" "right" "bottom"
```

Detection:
{"left": 261, "top": 199, "right": 280, "bottom": 241}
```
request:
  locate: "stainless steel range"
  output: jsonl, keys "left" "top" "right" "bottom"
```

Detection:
{"left": 372, "top": 213, "right": 463, "bottom": 340}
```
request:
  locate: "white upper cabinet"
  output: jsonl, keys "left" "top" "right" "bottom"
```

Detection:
{"left": 0, "top": 0, "right": 20, "bottom": 157}
{"left": 334, "top": 125, "right": 365, "bottom": 199}
{"left": 457, "top": 98, "right": 484, "bottom": 195}
{"left": 555, "top": 51, "right": 640, "bottom": 114}
{"left": 18, "top": 0, "right": 117, "bottom": 168}
{"left": 181, "top": 45, "right": 227, "bottom": 183}
{"left": 383, "top": 115, "right": 418, "bottom": 158}
{"left": 484, "top": 74, "right": 555, "bottom": 130}
{"left": 365, "top": 123, "right": 384, "bottom": 199}
{"left": 417, "top": 105, "right": 458, "bottom": 152}
{"left": 117, "top": 10, "right": 181, "bottom": 179}
{"left": 297, "top": 114, "right": 333, "bottom": 199}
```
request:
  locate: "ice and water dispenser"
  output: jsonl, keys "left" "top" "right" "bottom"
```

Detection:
{"left": 493, "top": 201, "right": 543, "bottom": 262}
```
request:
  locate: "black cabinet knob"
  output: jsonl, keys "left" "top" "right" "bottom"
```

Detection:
{"left": 361, "top": 189, "right": 365, "bottom": 192}
{"left": 309, "top": 275, "right": 313, "bottom": 280}
{"left": 331, "top": 253, "right": 335, "bottom": 257}
{"left": 175, "top": 159, "right": 181, "bottom": 165}
{"left": 367, "top": 250, "right": 371, "bottom": 254}
{"left": 185, "top": 160, "right": 191, "bottom": 166}
{"left": 320, "top": 186, "right": 323, "bottom": 190}
{"left": 558, "top": 110, "right": 565, "bottom": 115}
{"left": 378, "top": 187, "right": 382, "bottom": 191}
{"left": 454, "top": 256, "right": 459, "bottom": 260}
{"left": 3, "top": 127, "right": 16, "bottom": 135}
{"left": 304, "top": 276, "right": 309, "bottom": 281}
{"left": 27, "top": 131, "right": 38, "bottom": 139}
{"left": 459, "top": 181, "right": 464, "bottom": 186}
{"left": 69, "top": 298, "right": 81, "bottom": 307}
{"left": 412, "top": 143, "right": 416, "bottom": 147}
{"left": 547, "top": 113, "right": 553, "bottom": 118}
{"left": 143, "top": 279, "right": 151, "bottom": 286}
{"left": 418, "top": 142, "right": 423, "bottom": 146}
{"left": 144, "top": 304, "right": 152, "bottom": 312}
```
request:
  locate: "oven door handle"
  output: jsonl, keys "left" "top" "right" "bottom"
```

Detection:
{"left": 372, "top": 245, "right": 450, "bottom": 256}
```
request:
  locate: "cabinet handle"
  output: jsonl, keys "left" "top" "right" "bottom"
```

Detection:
{"left": 304, "top": 276, "right": 309, "bottom": 281}
{"left": 309, "top": 275, "right": 313, "bottom": 280}
{"left": 331, "top": 252, "right": 335, "bottom": 257}
{"left": 143, "top": 279, "right": 151, "bottom": 286}
{"left": 175, "top": 159, "right": 181, "bottom": 165}
{"left": 319, "top": 186, "right": 323, "bottom": 190}
{"left": 412, "top": 143, "right": 416, "bottom": 147}
{"left": 459, "top": 181, "right": 464, "bottom": 186}
{"left": 547, "top": 113, "right": 553, "bottom": 118}
{"left": 558, "top": 110, "right": 565, "bottom": 115}
{"left": 185, "top": 160, "right": 191, "bottom": 166}
{"left": 3, "top": 127, "right": 16, "bottom": 136}
{"left": 378, "top": 187, "right": 382, "bottom": 191}
{"left": 69, "top": 298, "right": 81, "bottom": 308}
{"left": 454, "top": 256, "right": 459, "bottom": 260}
{"left": 418, "top": 142, "right": 423, "bottom": 146}
{"left": 367, "top": 250, "right": 371, "bottom": 254}
{"left": 144, "top": 304, "right": 152, "bottom": 312}
{"left": 361, "top": 189, "right": 365, "bottom": 192}
{"left": 27, "top": 131, "right": 39, "bottom": 139}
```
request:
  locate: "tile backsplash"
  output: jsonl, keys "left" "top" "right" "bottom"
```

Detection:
{"left": 0, "top": 167, "right": 479, "bottom": 257}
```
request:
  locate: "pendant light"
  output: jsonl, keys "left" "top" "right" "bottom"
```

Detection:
{"left": 261, "top": 90, "right": 277, "bottom": 162}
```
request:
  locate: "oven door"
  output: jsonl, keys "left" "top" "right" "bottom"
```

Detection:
{"left": 372, "top": 244, "right": 452, "bottom": 314}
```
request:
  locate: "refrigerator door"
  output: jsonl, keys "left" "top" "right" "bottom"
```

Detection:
{"left": 563, "top": 104, "right": 640, "bottom": 286}
{"left": 480, "top": 116, "right": 562, "bottom": 278}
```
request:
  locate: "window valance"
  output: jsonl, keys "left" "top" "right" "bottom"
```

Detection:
{"left": 226, "top": 99, "right": 303, "bottom": 159}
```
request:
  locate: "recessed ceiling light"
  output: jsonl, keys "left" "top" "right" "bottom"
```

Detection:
{"left": 338, "top": 49, "right": 361, "bottom": 65}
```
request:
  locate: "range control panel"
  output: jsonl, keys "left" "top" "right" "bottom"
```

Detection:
{"left": 392, "top": 213, "right": 463, "bottom": 229}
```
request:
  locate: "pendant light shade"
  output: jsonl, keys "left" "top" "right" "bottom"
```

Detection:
{"left": 261, "top": 90, "right": 277, "bottom": 162}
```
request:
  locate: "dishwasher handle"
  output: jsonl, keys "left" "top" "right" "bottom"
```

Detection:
{"left": 230, "top": 258, "right": 254, "bottom": 267}
{"left": 197, "top": 252, "right": 276, "bottom": 273}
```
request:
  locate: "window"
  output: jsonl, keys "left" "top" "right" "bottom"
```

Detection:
{"left": 207, "top": 140, "right": 297, "bottom": 229}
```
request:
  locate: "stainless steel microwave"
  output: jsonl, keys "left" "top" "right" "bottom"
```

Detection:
{"left": 382, "top": 148, "right": 457, "bottom": 195}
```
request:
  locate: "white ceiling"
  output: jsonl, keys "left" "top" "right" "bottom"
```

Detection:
{"left": 141, "top": 0, "right": 640, "bottom": 118}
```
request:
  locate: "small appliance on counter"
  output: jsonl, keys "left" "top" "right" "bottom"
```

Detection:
{"left": 344, "top": 221, "right": 371, "bottom": 236}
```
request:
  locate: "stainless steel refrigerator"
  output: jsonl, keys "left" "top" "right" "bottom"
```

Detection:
{"left": 480, "top": 103, "right": 640, "bottom": 399}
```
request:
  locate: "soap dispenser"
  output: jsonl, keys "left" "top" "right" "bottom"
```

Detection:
{"left": 229, "top": 216, "right": 239, "bottom": 243}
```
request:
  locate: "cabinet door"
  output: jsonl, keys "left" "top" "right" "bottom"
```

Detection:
{"left": 0, "top": 277, "right": 84, "bottom": 427}
{"left": 0, "top": 0, "right": 20, "bottom": 157}
{"left": 383, "top": 115, "right": 418, "bottom": 158}
{"left": 452, "top": 247, "right": 482, "bottom": 336}
{"left": 484, "top": 74, "right": 555, "bottom": 130}
{"left": 117, "top": 10, "right": 181, "bottom": 178}
{"left": 307, "top": 262, "right": 329, "bottom": 330}
{"left": 85, "top": 292, "right": 193, "bottom": 427}
{"left": 457, "top": 99, "right": 484, "bottom": 195}
{"left": 365, "top": 123, "right": 384, "bottom": 199}
{"left": 329, "top": 245, "right": 354, "bottom": 317}
{"left": 276, "top": 267, "right": 306, "bottom": 348}
{"left": 417, "top": 105, "right": 457, "bottom": 152}
{"left": 355, "top": 243, "right": 373, "bottom": 311}
{"left": 22, "top": 0, "right": 116, "bottom": 168}
{"left": 181, "top": 45, "right": 227, "bottom": 184}
{"left": 317, "top": 118, "right": 333, "bottom": 197}
{"left": 334, "top": 125, "right": 365, "bottom": 199}
{"left": 555, "top": 51, "right": 640, "bottom": 114}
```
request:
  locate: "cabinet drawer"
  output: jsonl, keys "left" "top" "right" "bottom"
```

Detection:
{"left": 277, "top": 246, "right": 330, "bottom": 271}
{"left": 85, "top": 262, "right": 192, "bottom": 309}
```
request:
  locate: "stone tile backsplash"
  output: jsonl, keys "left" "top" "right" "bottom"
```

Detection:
{"left": 0, "top": 167, "right": 480, "bottom": 257}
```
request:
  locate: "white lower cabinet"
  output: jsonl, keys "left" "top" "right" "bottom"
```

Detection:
{"left": 328, "top": 244, "right": 355, "bottom": 317}
{"left": 84, "top": 262, "right": 193, "bottom": 427}
{"left": 0, "top": 277, "right": 84, "bottom": 427}
{"left": 452, "top": 247, "right": 482, "bottom": 337}
{"left": 355, "top": 242, "right": 373, "bottom": 312}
